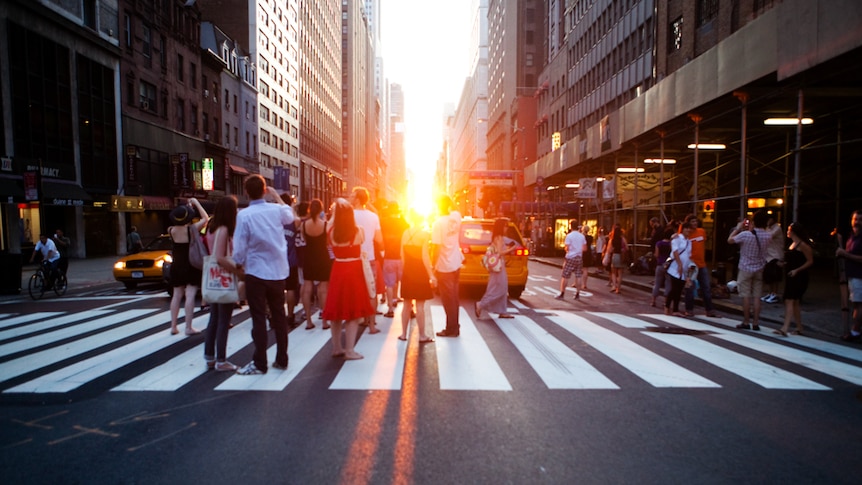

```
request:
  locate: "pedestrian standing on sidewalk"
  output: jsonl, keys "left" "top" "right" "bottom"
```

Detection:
{"left": 431, "top": 195, "right": 464, "bottom": 338}
{"left": 203, "top": 196, "right": 240, "bottom": 372}
{"left": 595, "top": 227, "right": 608, "bottom": 275}
{"left": 683, "top": 215, "right": 718, "bottom": 317}
{"left": 232, "top": 175, "right": 295, "bottom": 374}
{"left": 604, "top": 223, "right": 628, "bottom": 294}
{"left": 832, "top": 227, "right": 851, "bottom": 336}
{"left": 728, "top": 210, "right": 772, "bottom": 331}
{"left": 580, "top": 224, "right": 594, "bottom": 290}
{"left": 665, "top": 222, "right": 694, "bottom": 316}
{"left": 762, "top": 217, "right": 784, "bottom": 304}
{"left": 556, "top": 220, "right": 587, "bottom": 300}
{"left": 838, "top": 210, "right": 862, "bottom": 342}
{"left": 774, "top": 222, "right": 814, "bottom": 337}
{"left": 53, "top": 229, "right": 71, "bottom": 276}
{"left": 476, "top": 218, "right": 517, "bottom": 318}
{"left": 167, "top": 198, "right": 209, "bottom": 336}
{"left": 651, "top": 226, "right": 673, "bottom": 307}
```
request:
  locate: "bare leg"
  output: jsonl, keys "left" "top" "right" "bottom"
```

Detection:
{"left": 839, "top": 283, "right": 850, "bottom": 335}
{"left": 779, "top": 299, "right": 793, "bottom": 334}
{"left": 329, "top": 319, "right": 344, "bottom": 356}
{"left": 741, "top": 296, "right": 751, "bottom": 326}
{"left": 301, "top": 281, "right": 314, "bottom": 329}
{"left": 317, "top": 281, "right": 329, "bottom": 328}
{"left": 415, "top": 300, "right": 431, "bottom": 341}
{"left": 184, "top": 285, "right": 200, "bottom": 334}
{"left": 792, "top": 300, "right": 803, "bottom": 333}
{"left": 753, "top": 298, "right": 762, "bottom": 327}
{"left": 366, "top": 297, "right": 380, "bottom": 334}
{"left": 399, "top": 299, "right": 411, "bottom": 340}
{"left": 169, "top": 285, "right": 184, "bottom": 334}
{"left": 344, "top": 319, "right": 363, "bottom": 359}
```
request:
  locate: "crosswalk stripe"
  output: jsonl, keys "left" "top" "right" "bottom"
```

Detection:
{"left": 0, "top": 310, "right": 124, "bottom": 357}
{"left": 0, "top": 312, "right": 64, "bottom": 330}
{"left": 648, "top": 314, "right": 862, "bottom": 386}
{"left": 432, "top": 305, "right": 511, "bottom": 390}
{"left": 112, "top": 316, "right": 254, "bottom": 391}
{"left": 1, "top": 309, "right": 170, "bottom": 390}
{"left": 495, "top": 315, "right": 618, "bottom": 389}
{"left": 215, "top": 322, "right": 332, "bottom": 391}
{"left": 549, "top": 313, "right": 720, "bottom": 388}
{"left": 536, "top": 286, "right": 559, "bottom": 296}
{"left": 330, "top": 307, "right": 409, "bottom": 390}
{"left": 587, "top": 312, "right": 658, "bottom": 329}
{"left": 644, "top": 333, "right": 830, "bottom": 390}
{"left": 0, "top": 310, "right": 111, "bottom": 341}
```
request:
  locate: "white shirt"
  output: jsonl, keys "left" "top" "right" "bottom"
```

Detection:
{"left": 431, "top": 211, "right": 464, "bottom": 273}
{"left": 353, "top": 208, "right": 381, "bottom": 260}
{"left": 35, "top": 239, "right": 60, "bottom": 263}
{"left": 233, "top": 199, "right": 295, "bottom": 280}
{"left": 564, "top": 230, "right": 587, "bottom": 259}
{"left": 668, "top": 233, "right": 692, "bottom": 278}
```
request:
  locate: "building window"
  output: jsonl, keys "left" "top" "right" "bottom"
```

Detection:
{"left": 124, "top": 14, "right": 132, "bottom": 50}
{"left": 83, "top": 0, "right": 96, "bottom": 30}
{"left": 669, "top": 17, "right": 683, "bottom": 52}
{"left": 697, "top": 0, "right": 719, "bottom": 27}
{"left": 139, "top": 81, "right": 157, "bottom": 112}
{"left": 177, "top": 54, "right": 184, "bottom": 83}
{"left": 142, "top": 25, "right": 151, "bottom": 58}
{"left": 177, "top": 98, "right": 185, "bottom": 131}
{"left": 190, "top": 63, "right": 197, "bottom": 89}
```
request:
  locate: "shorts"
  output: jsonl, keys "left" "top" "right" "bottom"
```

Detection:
{"left": 382, "top": 259, "right": 403, "bottom": 288}
{"left": 849, "top": 278, "right": 862, "bottom": 303}
{"left": 561, "top": 256, "right": 583, "bottom": 279}
{"left": 737, "top": 269, "right": 763, "bottom": 298}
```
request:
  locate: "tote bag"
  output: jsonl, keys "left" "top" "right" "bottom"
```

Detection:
{"left": 360, "top": 252, "right": 376, "bottom": 299}
{"left": 201, "top": 255, "right": 239, "bottom": 304}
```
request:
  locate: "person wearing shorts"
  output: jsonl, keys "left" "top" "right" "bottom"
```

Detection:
{"left": 728, "top": 210, "right": 772, "bottom": 331}
{"left": 557, "top": 220, "right": 587, "bottom": 300}
{"left": 838, "top": 210, "right": 862, "bottom": 342}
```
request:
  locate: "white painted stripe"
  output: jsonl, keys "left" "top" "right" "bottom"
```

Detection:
{"left": 645, "top": 333, "right": 830, "bottom": 390}
{"left": 0, "top": 314, "right": 10, "bottom": 319}
{"left": 647, "top": 314, "right": 862, "bottom": 386}
{"left": 330, "top": 306, "right": 408, "bottom": 390}
{"left": 0, "top": 311, "right": 116, "bottom": 356}
{"left": 510, "top": 300, "right": 529, "bottom": 310}
{"left": 0, "top": 309, "right": 166, "bottom": 387}
{"left": 548, "top": 313, "right": 720, "bottom": 388}
{"left": 0, "top": 312, "right": 64, "bottom": 329}
{"left": 536, "top": 286, "right": 560, "bottom": 296}
{"left": 112, "top": 316, "right": 254, "bottom": 391}
{"left": 496, "top": 315, "right": 618, "bottom": 389}
{"left": 587, "top": 312, "right": 657, "bottom": 329}
{"left": 432, "top": 305, "right": 511, "bottom": 391}
{"left": 215, "top": 323, "right": 332, "bottom": 391}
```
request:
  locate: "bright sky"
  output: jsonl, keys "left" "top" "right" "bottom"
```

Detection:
{"left": 380, "top": 0, "right": 474, "bottom": 215}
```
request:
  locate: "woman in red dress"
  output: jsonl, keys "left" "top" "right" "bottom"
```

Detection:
{"left": 321, "top": 198, "right": 374, "bottom": 360}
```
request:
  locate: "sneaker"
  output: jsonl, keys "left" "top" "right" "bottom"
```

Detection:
{"left": 760, "top": 294, "right": 770, "bottom": 302}
{"left": 271, "top": 361, "right": 288, "bottom": 370}
{"left": 214, "top": 361, "right": 238, "bottom": 372}
{"left": 555, "top": 293, "right": 565, "bottom": 300}
{"left": 236, "top": 362, "right": 266, "bottom": 375}
{"left": 765, "top": 294, "right": 780, "bottom": 304}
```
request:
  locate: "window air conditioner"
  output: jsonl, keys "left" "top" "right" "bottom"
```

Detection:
{"left": 141, "top": 101, "right": 149, "bottom": 110}
{"left": 204, "top": 89, "right": 209, "bottom": 98}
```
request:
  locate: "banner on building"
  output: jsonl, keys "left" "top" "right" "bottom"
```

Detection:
{"left": 578, "top": 177, "right": 597, "bottom": 199}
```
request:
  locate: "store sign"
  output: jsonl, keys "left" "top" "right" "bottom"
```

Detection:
{"left": 202, "top": 158, "right": 214, "bottom": 191}
{"left": 126, "top": 145, "right": 138, "bottom": 183}
{"left": 23, "top": 171, "right": 39, "bottom": 201}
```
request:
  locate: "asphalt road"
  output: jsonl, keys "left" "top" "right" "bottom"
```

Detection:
{"left": 1, "top": 262, "right": 861, "bottom": 484}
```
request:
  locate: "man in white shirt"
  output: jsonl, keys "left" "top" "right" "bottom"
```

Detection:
{"left": 557, "top": 220, "right": 587, "bottom": 300}
{"left": 30, "top": 234, "right": 61, "bottom": 288}
{"left": 351, "top": 186, "right": 384, "bottom": 334}
{"left": 430, "top": 195, "right": 464, "bottom": 337}
{"left": 232, "top": 175, "right": 295, "bottom": 374}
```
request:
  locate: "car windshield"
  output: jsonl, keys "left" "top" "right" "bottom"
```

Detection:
{"left": 460, "top": 223, "right": 523, "bottom": 246}
{"left": 143, "top": 236, "right": 173, "bottom": 252}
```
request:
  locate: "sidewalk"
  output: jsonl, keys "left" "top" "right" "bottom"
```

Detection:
{"left": 532, "top": 256, "right": 847, "bottom": 340}
{"left": 2, "top": 256, "right": 122, "bottom": 303}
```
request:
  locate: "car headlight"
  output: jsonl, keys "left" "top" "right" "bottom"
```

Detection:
{"left": 114, "top": 261, "right": 125, "bottom": 270}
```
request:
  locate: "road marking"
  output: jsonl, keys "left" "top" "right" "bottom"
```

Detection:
{"left": 1, "top": 310, "right": 173, "bottom": 391}
{"left": 432, "top": 305, "right": 511, "bottom": 390}
{"left": 112, "top": 316, "right": 254, "bottom": 391}
{"left": 215, "top": 323, "right": 331, "bottom": 391}
{"left": 549, "top": 313, "right": 720, "bottom": 388}
{"left": 495, "top": 315, "right": 618, "bottom": 389}
{"left": 0, "top": 310, "right": 124, "bottom": 357}
{"left": 648, "top": 314, "right": 862, "bottom": 386}
{"left": 0, "top": 312, "right": 64, "bottom": 330}
{"left": 0, "top": 310, "right": 112, "bottom": 340}
{"left": 587, "top": 312, "right": 657, "bottom": 329}
{"left": 330, "top": 306, "right": 409, "bottom": 390}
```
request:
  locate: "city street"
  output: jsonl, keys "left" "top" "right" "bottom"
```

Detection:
{"left": 1, "top": 261, "right": 861, "bottom": 484}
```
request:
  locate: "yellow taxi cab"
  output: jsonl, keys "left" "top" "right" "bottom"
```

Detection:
{"left": 112, "top": 235, "right": 173, "bottom": 289}
{"left": 458, "top": 218, "right": 529, "bottom": 298}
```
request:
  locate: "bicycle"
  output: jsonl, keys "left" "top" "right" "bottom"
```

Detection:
{"left": 29, "top": 260, "right": 67, "bottom": 300}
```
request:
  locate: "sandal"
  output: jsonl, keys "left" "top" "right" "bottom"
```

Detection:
{"left": 305, "top": 323, "right": 315, "bottom": 330}
{"left": 419, "top": 337, "right": 435, "bottom": 343}
{"left": 498, "top": 314, "right": 514, "bottom": 319}
{"left": 773, "top": 329, "right": 788, "bottom": 337}
{"left": 791, "top": 330, "right": 804, "bottom": 336}
{"left": 397, "top": 335, "right": 407, "bottom": 341}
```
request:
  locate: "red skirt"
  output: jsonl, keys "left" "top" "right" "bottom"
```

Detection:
{"left": 322, "top": 260, "right": 375, "bottom": 321}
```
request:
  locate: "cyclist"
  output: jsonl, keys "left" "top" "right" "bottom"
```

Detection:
{"left": 30, "top": 234, "right": 61, "bottom": 289}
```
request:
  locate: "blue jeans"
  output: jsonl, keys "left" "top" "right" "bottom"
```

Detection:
{"left": 204, "top": 302, "right": 233, "bottom": 362}
{"left": 246, "top": 275, "right": 288, "bottom": 370}
{"left": 435, "top": 269, "right": 460, "bottom": 333}
{"left": 652, "top": 265, "right": 671, "bottom": 300}
{"left": 685, "top": 266, "right": 714, "bottom": 313}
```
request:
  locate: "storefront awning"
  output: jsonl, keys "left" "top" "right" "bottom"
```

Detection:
{"left": 142, "top": 195, "right": 173, "bottom": 211}
{"left": 0, "top": 178, "right": 24, "bottom": 203}
{"left": 229, "top": 164, "right": 249, "bottom": 175}
{"left": 42, "top": 181, "right": 92, "bottom": 206}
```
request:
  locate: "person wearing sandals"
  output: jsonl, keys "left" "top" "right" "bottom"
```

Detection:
{"left": 476, "top": 218, "right": 518, "bottom": 319}
{"left": 774, "top": 222, "right": 814, "bottom": 337}
{"left": 300, "top": 199, "right": 332, "bottom": 330}
{"left": 322, "top": 198, "right": 374, "bottom": 360}
{"left": 167, "top": 198, "right": 209, "bottom": 336}
{"left": 665, "top": 222, "right": 694, "bottom": 316}
{"left": 203, "top": 196, "right": 240, "bottom": 372}
{"left": 398, "top": 210, "right": 435, "bottom": 342}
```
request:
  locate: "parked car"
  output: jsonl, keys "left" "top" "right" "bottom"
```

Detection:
{"left": 458, "top": 218, "right": 529, "bottom": 298}
{"left": 112, "top": 235, "right": 173, "bottom": 289}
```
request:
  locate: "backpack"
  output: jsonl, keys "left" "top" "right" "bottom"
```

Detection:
{"left": 187, "top": 225, "right": 208, "bottom": 270}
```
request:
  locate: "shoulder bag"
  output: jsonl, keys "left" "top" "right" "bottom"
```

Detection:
{"left": 482, "top": 244, "right": 504, "bottom": 273}
{"left": 188, "top": 225, "right": 208, "bottom": 270}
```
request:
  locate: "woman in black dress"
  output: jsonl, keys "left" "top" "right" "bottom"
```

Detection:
{"left": 397, "top": 211, "right": 435, "bottom": 342}
{"left": 775, "top": 222, "right": 814, "bottom": 336}
{"left": 168, "top": 198, "right": 209, "bottom": 335}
